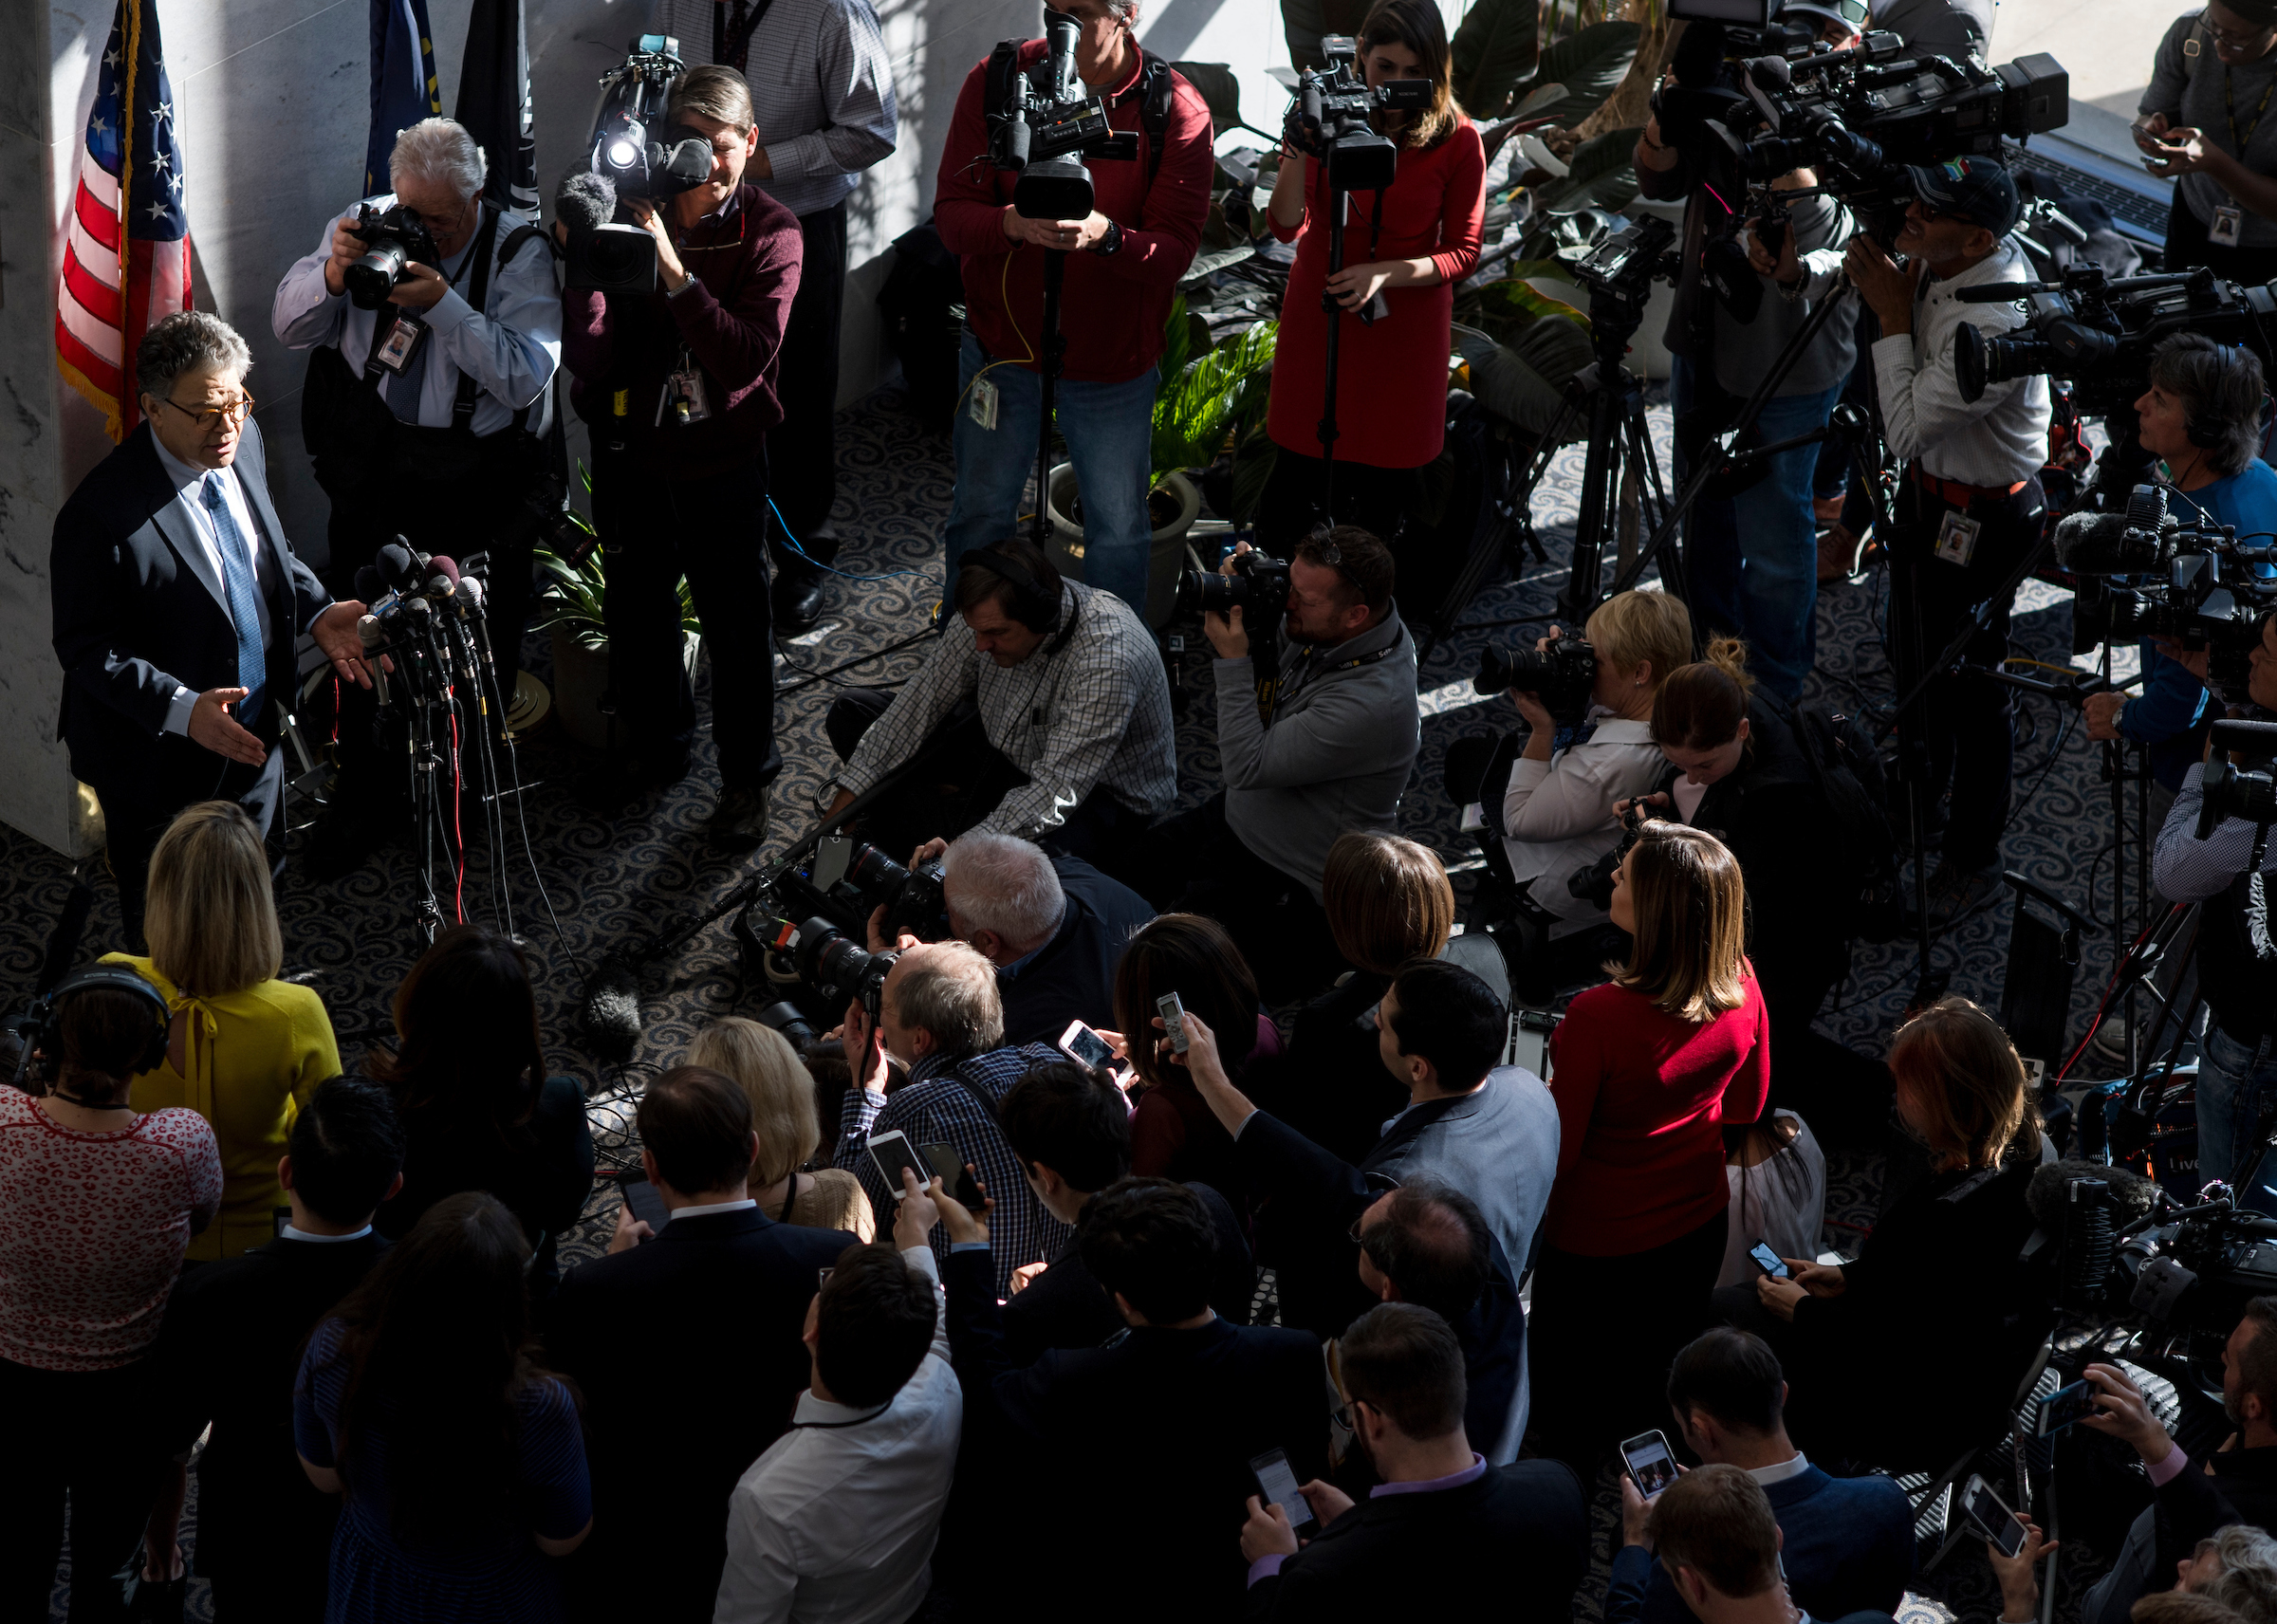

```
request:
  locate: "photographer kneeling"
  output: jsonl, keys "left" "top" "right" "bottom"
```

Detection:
{"left": 824, "top": 538, "right": 1175, "bottom": 872}
{"left": 2153, "top": 613, "right": 2277, "bottom": 1190}
{"left": 1140, "top": 526, "right": 1419, "bottom": 998}
{"left": 1786, "top": 157, "right": 2051, "bottom": 925}
{"left": 1458, "top": 587, "right": 1693, "bottom": 1000}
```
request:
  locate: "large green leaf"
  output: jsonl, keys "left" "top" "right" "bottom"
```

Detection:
{"left": 1458, "top": 316, "right": 1595, "bottom": 441}
{"left": 1514, "top": 21, "right": 1640, "bottom": 127}
{"left": 1464, "top": 275, "right": 1589, "bottom": 348}
{"left": 1529, "top": 125, "right": 1643, "bottom": 213}
{"left": 1151, "top": 320, "right": 1279, "bottom": 490}
{"left": 1172, "top": 61, "right": 1242, "bottom": 136}
{"left": 1452, "top": 0, "right": 1543, "bottom": 120}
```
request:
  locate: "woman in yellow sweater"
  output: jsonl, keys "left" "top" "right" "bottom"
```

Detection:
{"left": 105, "top": 801, "right": 341, "bottom": 1262}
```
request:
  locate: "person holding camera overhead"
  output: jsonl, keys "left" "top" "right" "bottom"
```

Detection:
{"left": 2138, "top": 0, "right": 2277, "bottom": 285}
{"left": 561, "top": 65, "right": 804, "bottom": 851}
{"left": 1257, "top": 0, "right": 1485, "bottom": 550}
{"left": 931, "top": 0, "right": 1214, "bottom": 618}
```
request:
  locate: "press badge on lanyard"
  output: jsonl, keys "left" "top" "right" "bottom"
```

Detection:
{"left": 1935, "top": 508, "right": 1983, "bottom": 567}
{"left": 2212, "top": 204, "right": 2247, "bottom": 247}
{"left": 373, "top": 314, "right": 427, "bottom": 375}
{"left": 661, "top": 345, "right": 713, "bottom": 426}
{"left": 970, "top": 376, "right": 1001, "bottom": 431}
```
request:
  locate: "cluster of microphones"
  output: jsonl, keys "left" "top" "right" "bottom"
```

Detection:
{"left": 353, "top": 540, "right": 499, "bottom": 711}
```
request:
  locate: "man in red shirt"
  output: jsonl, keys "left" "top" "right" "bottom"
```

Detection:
{"left": 931, "top": 0, "right": 1213, "bottom": 618}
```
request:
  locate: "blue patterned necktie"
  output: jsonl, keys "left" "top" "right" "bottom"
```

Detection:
{"left": 200, "top": 471, "right": 267, "bottom": 728}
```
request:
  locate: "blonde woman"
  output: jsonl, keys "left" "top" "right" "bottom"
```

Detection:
{"left": 1528, "top": 821, "right": 1768, "bottom": 1475}
{"left": 1735, "top": 996, "right": 2045, "bottom": 1469}
{"left": 103, "top": 801, "right": 339, "bottom": 1262}
{"left": 1496, "top": 587, "right": 1695, "bottom": 951}
{"left": 686, "top": 1019, "right": 873, "bottom": 1239}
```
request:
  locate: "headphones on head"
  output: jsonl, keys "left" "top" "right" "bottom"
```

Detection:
{"left": 2184, "top": 341, "right": 2250, "bottom": 451}
{"left": 7, "top": 966, "right": 172, "bottom": 1095}
{"left": 961, "top": 544, "right": 1063, "bottom": 636}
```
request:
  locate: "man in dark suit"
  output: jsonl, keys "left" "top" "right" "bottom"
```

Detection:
{"left": 1609, "top": 1329, "right": 1914, "bottom": 1624}
{"left": 995, "top": 1060, "right": 1250, "bottom": 1360}
{"left": 546, "top": 1067, "right": 860, "bottom": 1624}
{"left": 1239, "top": 1301, "right": 1586, "bottom": 1621}
{"left": 157, "top": 1075, "right": 402, "bottom": 1623}
{"left": 939, "top": 1177, "right": 1324, "bottom": 1624}
{"left": 49, "top": 310, "right": 375, "bottom": 943}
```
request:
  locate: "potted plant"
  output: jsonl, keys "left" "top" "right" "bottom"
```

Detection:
{"left": 1046, "top": 298, "right": 1278, "bottom": 627}
{"left": 533, "top": 517, "right": 703, "bottom": 752}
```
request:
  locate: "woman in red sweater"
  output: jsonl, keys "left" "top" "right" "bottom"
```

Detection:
{"left": 1531, "top": 821, "right": 1769, "bottom": 1473}
{"left": 1258, "top": 0, "right": 1486, "bottom": 549}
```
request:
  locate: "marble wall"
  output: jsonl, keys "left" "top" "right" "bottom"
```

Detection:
{"left": 4, "top": 0, "right": 1324, "bottom": 855}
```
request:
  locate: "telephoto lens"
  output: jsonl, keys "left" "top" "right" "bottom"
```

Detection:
{"left": 793, "top": 918, "right": 898, "bottom": 1013}
{"left": 1472, "top": 638, "right": 1600, "bottom": 723}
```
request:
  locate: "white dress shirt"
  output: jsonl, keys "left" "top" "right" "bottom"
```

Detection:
{"left": 270, "top": 197, "right": 561, "bottom": 437}
{"left": 282, "top": 1223, "right": 375, "bottom": 1243}
{"left": 1749, "top": 1450, "right": 1813, "bottom": 1486}
{"left": 713, "top": 1246, "right": 962, "bottom": 1624}
{"left": 1500, "top": 711, "right": 1665, "bottom": 936}
{"left": 150, "top": 436, "right": 270, "bottom": 738}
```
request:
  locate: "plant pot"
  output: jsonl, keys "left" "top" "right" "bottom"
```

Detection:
{"left": 549, "top": 625, "right": 703, "bottom": 752}
{"left": 1044, "top": 465, "right": 1205, "bottom": 629}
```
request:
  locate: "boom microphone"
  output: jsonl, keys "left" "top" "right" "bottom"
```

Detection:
{"left": 2026, "top": 1158, "right": 2162, "bottom": 1230}
{"left": 556, "top": 166, "right": 618, "bottom": 234}
{"left": 2053, "top": 509, "right": 2156, "bottom": 574}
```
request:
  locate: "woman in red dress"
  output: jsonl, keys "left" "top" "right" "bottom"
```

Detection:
{"left": 1260, "top": 0, "right": 1486, "bottom": 550}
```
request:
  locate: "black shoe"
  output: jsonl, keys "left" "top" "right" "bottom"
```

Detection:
{"left": 705, "top": 784, "right": 770, "bottom": 850}
{"left": 775, "top": 571, "right": 826, "bottom": 635}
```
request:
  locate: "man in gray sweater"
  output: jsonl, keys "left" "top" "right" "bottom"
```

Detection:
{"left": 1140, "top": 526, "right": 1419, "bottom": 991}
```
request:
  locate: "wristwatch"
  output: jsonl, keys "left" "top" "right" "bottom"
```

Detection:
{"left": 1088, "top": 218, "right": 1125, "bottom": 257}
{"left": 667, "top": 268, "right": 700, "bottom": 298}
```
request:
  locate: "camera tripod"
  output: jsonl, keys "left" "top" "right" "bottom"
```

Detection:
{"left": 1308, "top": 175, "right": 1387, "bottom": 529}
{"left": 1027, "top": 247, "right": 1072, "bottom": 553}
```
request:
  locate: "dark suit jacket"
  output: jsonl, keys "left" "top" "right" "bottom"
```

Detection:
{"left": 154, "top": 1232, "right": 391, "bottom": 1591}
{"left": 944, "top": 1246, "right": 1325, "bottom": 1623}
{"left": 1614, "top": 1463, "right": 1914, "bottom": 1624}
{"left": 1247, "top": 1460, "right": 1585, "bottom": 1621}
{"left": 998, "top": 853, "right": 1157, "bottom": 1047}
{"left": 546, "top": 1207, "right": 859, "bottom": 1624}
{"left": 1000, "top": 1181, "right": 1253, "bottom": 1364}
{"left": 50, "top": 418, "right": 328, "bottom": 796}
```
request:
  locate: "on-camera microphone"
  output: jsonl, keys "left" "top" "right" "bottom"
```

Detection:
{"left": 1041, "top": 10, "right": 1083, "bottom": 101}
{"left": 557, "top": 167, "right": 619, "bottom": 235}
{"left": 2053, "top": 508, "right": 2160, "bottom": 574}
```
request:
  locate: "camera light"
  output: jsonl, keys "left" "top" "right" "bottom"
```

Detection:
{"left": 606, "top": 139, "right": 638, "bottom": 168}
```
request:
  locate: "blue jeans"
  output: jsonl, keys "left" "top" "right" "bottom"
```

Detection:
{"left": 1670, "top": 356, "right": 1841, "bottom": 702}
{"left": 2200, "top": 1019, "right": 2277, "bottom": 1190}
{"left": 944, "top": 328, "right": 1157, "bottom": 617}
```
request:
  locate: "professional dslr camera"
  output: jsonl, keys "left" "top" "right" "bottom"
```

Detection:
{"left": 808, "top": 835, "right": 951, "bottom": 942}
{"left": 1177, "top": 547, "right": 1294, "bottom": 627}
{"left": 1956, "top": 264, "right": 2277, "bottom": 418}
{"left": 342, "top": 203, "right": 443, "bottom": 311}
{"left": 1472, "top": 637, "right": 1599, "bottom": 724}
{"left": 1570, "top": 797, "right": 1663, "bottom": 910}
{"left": 2056, "top": 484, "right": 2277, "bottom": 700}
{"left": 744, "top": 914, "right": 899, "bottom": 1018}
{"left": 588, "top": 35, "right": 712, "bottom": 201}
{"left": 729, "top": 833, "right": 950, "bottom": 1025}
{"left": 1284, "top": 34, "right": 1432, "bottom": 195}
{"left": 986, "top": 12, "right": 1134, "bottom": 220}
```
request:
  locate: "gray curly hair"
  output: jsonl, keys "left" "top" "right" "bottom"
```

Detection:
{"left": 136, "top": 310, "right": 251, "bottom": 405}
{"left": 389, "top": 117, "right": 487, "bottom": 200}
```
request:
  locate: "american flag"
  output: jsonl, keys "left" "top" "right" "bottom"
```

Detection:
{"left": 56, "top": 0, "right": 192, "bottom": 444}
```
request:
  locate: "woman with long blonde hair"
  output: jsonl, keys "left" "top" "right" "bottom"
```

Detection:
{"left": 685, "top": 1018, "right": 873, "bottom": 1238}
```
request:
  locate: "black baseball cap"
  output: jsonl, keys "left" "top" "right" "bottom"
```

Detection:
{"left": 1904, "top": 156, "right": 2023, "bottom": 237}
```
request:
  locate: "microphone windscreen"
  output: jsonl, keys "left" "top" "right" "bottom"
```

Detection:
{"left": 2053, "top": 510, "right": 2136, "bottom": 573}
{"left": 357, "top": 614, "right": 385, "bottom": 651}
{"left": 355, "top": 565, "right": 383, "bottom": 601}
{"left": 376, "top": 542, "right": 418, "bottom": 590}
{"left": 426, "top": 555, "right": 462, "bottom": 586}
{"left": 556, "top": 166, "right": 617, "bottom": 234}
{"left": 2026, "top": 1159, "right": 2164, "bottom": 1231}
{"left": 457, "top": 577, "right": 486, "bottom": 608}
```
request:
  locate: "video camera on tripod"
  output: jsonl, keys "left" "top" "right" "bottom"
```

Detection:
{"left": 2054, "top": 485, "right": 2277, "bottom": 701}
{"left": 557, "top": 36, "right": 711, "bottom": 292}
{"left": 1283, "top": 35, "right": 1432, "bottom": 199}
{"left": 986, "top": 13, "right": 1134, "bottom": 220}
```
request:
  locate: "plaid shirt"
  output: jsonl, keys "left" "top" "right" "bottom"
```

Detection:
{"left": 831, "top": 581, "right": 1176, "bottom": 840}
{"left": 834, "top": 1042, "right": 1072, "bottom": 1299}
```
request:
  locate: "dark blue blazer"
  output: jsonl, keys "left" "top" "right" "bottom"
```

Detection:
{"left": 546, "top": 1207, "right": 860, "bottom": 1624}
{"left": 49, "top": 418, "right": 328, "bottom": 791}
{"left": 1611, "top": 1462, "right": 1914, "bottom": 1624}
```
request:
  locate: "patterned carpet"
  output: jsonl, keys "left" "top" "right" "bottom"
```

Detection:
{"left": 4, "top": 378, "right": 2146, "bottom": 1619}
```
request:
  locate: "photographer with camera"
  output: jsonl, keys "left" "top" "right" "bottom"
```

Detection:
{"left": 273, "top": 118, "right": 558, "bottom": 699}
{"left": 1474, "top": 588, "right": 1694, "bottom": 990}
{"left": 645, "top": 0, "right": 900, "bottom": 632}
{"left": 2154, "top": 615, "right": 2277, "bottom": 1188}
{"left": 561, "top": 65, "right": 803, "bottom": 849}
{"left": 824, "top": 539, "right": 1175, "bottom": 868}
{"left": 1638, "top": 22, "right": 1858, "bottom": 704}
{"left": 2138, "top": 0, "right": 2277, "bottom": 285}
{"left": 877, "top": 828, "right": 1155, "bottom": 1049}
{"left": 1797, "top": 157, "right": 2051, "bottom": 924}
{"left": 2086, "top": 338, "right": 2277, "bottom": 801}
{"left": 1256, "top": 0, "right": 1486, "bottom": 549}
{"left": 1143, "top": 526, "right": 1417, "bottom": 995}
{"left": 931, "top": 0, "right": 1214, "bottom": 616}
{"left": 830, "top": 942, "right": 1070, "bottom": 1300}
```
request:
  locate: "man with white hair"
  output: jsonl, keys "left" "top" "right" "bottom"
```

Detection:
{"left": 273, "top": 117, "right": 561, "bottom": 874}
{"left": 50, "top": 311, "right": 378, "bottom": 943}
{"left": 875, "top": 829, "right": 1154, "bottom": 1046}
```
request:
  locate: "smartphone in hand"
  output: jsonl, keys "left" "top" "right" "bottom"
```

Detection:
{"left": 866, "top": 1130, "right": 929, "bottom": 1200}
{"left": 1250, "top": 1448, "right": 1320, "bottom": 1539}
{"left": 1620, "top": 1430, "right": 1680, "bottom": 1499}
{"left": 1748, "top": 1241, "right": 1789, "bottom": 1280}
{"left": 1157, "top": 991, "right": 1189, "bottom": 1054}
{"left": 919, "top": 1141, "right": 987, "bottom": 1211}
{"left": 1960, "top": 1473, "right": 2028, "bottom": 1558}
